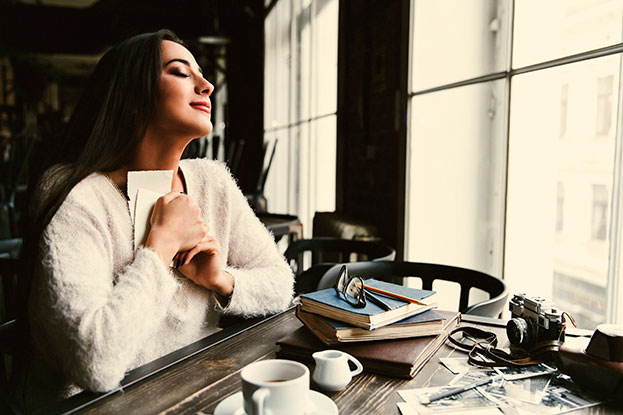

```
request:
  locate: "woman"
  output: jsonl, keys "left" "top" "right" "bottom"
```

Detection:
{"left": 21, "top": 30, "right": 293, "bottom": 409}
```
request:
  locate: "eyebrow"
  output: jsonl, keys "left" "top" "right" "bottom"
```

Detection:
{"left": 164, "top": 58, "right": 203, "bottom": 75}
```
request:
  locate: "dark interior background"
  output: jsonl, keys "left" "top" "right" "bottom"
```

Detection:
{"left": 0, "top": 0, "right": 410, "bottom": 257}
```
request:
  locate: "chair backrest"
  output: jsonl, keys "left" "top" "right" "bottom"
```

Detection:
{"left": 0, "top": 239, "right": 22, "bottom": 260}
{"left": 0, "top": 257, "right": 23, "bottom": 405}
{"left": 316, "top": 260, "right": 508, "bottom": 318}
{"left": 286, "top": 238, "right": 396, "bottom": 295}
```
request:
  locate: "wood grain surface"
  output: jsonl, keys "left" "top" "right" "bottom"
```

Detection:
{"left": 48, "top": 310, "right": 621, "bottom": 415}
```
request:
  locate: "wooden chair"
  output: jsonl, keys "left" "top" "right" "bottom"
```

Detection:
{"left": 285, "top": 238, "right": 396, "bottom": 294}
{"left": 315, "top": 260, "right": 508, "bottom": 318}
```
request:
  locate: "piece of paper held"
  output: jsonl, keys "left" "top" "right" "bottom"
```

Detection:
{"left": 127, "top": 170, "right": 173, "bottom": 220}
{"left": 133, "top": 188, "right": 163, "bottom": 250}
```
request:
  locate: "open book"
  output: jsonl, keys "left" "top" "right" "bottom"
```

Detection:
{"left": 299, "top": 279, "right": 437, "bottom": 330}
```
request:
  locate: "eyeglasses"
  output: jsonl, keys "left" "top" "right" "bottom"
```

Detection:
{"left": 334, "top": 265, "right": 392, "bottom": 310}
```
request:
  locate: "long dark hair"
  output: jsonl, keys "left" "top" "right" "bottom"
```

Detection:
{"left": 14, "top": 29, "right": 183, "bottom": 394}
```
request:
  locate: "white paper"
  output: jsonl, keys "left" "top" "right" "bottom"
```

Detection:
{"left": 133, "top": 188, "right": 164, "bottom": 250}
{"left": 127, "top": 170, "right": 173, "bottom": 220}
{"left": 398, "top": 386, "right": 499, "bottom": 413}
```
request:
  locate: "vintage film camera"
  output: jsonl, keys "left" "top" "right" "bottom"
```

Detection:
{"left": 506, "top": 293, "right": 565, "bottom": 348}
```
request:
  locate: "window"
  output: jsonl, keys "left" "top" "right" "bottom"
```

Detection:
{"left": 264, "top": 0, "right": 339, "bottom": 236}
{"left": 591, "top": 184, "right": 608, "bottom": 241}
{"left": 596, "top": 75, "right": 614, "bottom": 136}
{"left": 406, "top": 0, "right": 623, "bottom": 327}
{"left": 556, "top": 182, "right": 564, "bottom": 233}
{"left": 560, "top": 84, "right": 568, "bottom": 138}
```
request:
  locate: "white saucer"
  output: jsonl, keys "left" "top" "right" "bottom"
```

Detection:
{"left": 214, "top": 390, "right": 338, "bottom": 415}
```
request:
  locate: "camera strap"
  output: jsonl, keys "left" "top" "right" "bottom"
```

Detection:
{"left": 448, "top": 326, "right": 563, "bottom": 368}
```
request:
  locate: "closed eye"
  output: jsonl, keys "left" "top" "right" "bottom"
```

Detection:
{"left": 172, "top": 70, "right": 191, "bottom": 78}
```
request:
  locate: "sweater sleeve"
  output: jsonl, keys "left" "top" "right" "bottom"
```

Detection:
{"left": 212, "top": 166, "right": 294, "bottom": 317}
{"left": 31, "top": 193, "right": 179, "bottom": 393}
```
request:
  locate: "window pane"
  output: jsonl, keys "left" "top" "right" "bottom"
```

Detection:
{"left": 513, "top": 0, "right": 623, "bottom": 68}
{"left": 406, "top": 80, "right": 507, "bottom": 277}
{"left": 313, "top": 0, "right": 339, "bottom": 116}
{"left": 410, "top": 0, "right": 510, "bottom": 91}
{"left": 505, "top": 55, "right": 620, "bottom": 329}
{"left": 311, "top": 116, "right": 337, "bottom": 213}
{"left": 295, "top": 0, "right": 312, "bottom": 122}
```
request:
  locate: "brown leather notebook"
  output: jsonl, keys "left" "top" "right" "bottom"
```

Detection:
{"left": 276, "top": 310, "right": 461, "bottom": 379}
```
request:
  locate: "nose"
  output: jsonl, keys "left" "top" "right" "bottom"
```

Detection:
{"left": 196, "top": 78, "right": 214, "bottom": 96}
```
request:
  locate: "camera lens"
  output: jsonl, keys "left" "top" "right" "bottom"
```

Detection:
{"left": 507, "top": 318, "right": 531, "bottom": 346}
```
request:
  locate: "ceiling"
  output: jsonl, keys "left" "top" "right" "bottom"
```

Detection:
{"left": 0, "top": 0, "right": 262, "bottom": 55}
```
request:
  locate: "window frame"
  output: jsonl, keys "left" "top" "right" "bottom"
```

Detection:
{"left": 405, "top": 1, "right": 623, "bottom": 324}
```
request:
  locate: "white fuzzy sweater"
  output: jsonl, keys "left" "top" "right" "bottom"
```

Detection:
{"left": 26, "top": 159, "right": 294, "bottom": 407}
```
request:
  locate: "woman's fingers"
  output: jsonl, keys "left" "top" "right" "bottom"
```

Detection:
{"left": 183, "top": 236, "right": 219, "bottom": 266}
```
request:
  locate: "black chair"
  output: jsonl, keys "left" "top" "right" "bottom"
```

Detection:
{"left": 0, "top": 257, "right": 22, "bottom": 413}
{"left": 245, "top": 137, "right": 278, "bottom": 213}
{"left": 315, "top": 260, "right": 508, "bottom": 318}
{"left": 285, "top": 238, "right": 396, "bottom": 294}
{"left": 0, "top": 238, "right": 22, "bottom": 260}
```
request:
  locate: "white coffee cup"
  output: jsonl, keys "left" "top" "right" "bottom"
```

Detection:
{"left": 241, "top": 359, "right": 313, "bottom": 415}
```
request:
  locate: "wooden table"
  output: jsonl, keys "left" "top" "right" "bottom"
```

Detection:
{"left": 45, "top": 309, "right": 622, "bottom": 415}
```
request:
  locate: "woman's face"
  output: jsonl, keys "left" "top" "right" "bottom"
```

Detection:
{"left": 150, "top": 40, "right": 214, "bottom": 140}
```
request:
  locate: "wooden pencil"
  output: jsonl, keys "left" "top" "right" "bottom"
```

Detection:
{"left": 360, "top": 284, "right": 427, "bottom": 306}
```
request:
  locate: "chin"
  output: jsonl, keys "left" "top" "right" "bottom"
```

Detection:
{"left": 188, "top": 121, "right": 213, "bottom": 138}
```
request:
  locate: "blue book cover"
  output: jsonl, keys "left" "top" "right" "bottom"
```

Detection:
{"left": 299, "top": 279, "right": 437, "bottom": 330}
{"left": 299, "top": 279, "right": 436, "bottom": 316}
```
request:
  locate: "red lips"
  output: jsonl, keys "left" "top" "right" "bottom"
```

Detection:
{"left": 190, "top": 101, "right": 211, "bottom": 114}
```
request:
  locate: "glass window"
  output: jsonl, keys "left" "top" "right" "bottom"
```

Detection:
{"left": 407, "top": 0, "right": 623, "bottom": 327}
{"left": 513, "top": 0, "right": 623, "bottom": 68}
{"left": 591, "top": 184, "right": 608, "bottom": 241}
{"left": 596, "top": 75, "right": 614, "bottom": 136}
{"left": 264, "top": 0, "right": 338, "bottom": 234}
{"left": 505, "top": 55, "right": 619, "bottom": 328}
{"left": 560, "top": 83, "right": 568, "bottom": 138}
{"left": 410, "top": 0, "right": 510, "bottom": 91}
{"left": 406, "top": 80, "right": 507, "bottom": 276}
{"left": 556, "top": 182, "right": 564, "bottom": 233}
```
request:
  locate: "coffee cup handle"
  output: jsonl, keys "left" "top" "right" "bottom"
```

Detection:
{"left": 346, "top": 354, "right": 363, "bottom": 377}
{"left": 252, "top": 388, "right": 270, "bottom": 415}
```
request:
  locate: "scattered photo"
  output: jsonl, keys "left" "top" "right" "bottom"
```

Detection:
{"left": 440, "top": 357, "right": 496, "bottom": 376}
{"left": 448, "top": 370, "right": 499, "bottom": 386}
{"left": 482, "top": 390, "right": 550, "bottom": 415}
{"left": 397, "top": 402, "right": 502, "bottom": 415}
{"left": 494, "top": 363, "right": 556, "bottom": 380}
{"left": 540, "top": 374, "right": 607, "bottom": 412}
{"left": 484, "top": 375, "right": 552, "bottom": 404}
{"left": 478, "top": 374, "right": 608, "bottom": 415}
{"left": 439, "top": 357, "right": 472, "bottom": 375}
{"left": 399, "top": 386, "right": 499, "bottom": 413}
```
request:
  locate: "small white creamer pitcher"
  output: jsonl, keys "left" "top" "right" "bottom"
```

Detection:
{"left": 312, "top": 350, "right": 363, "bottom": 391}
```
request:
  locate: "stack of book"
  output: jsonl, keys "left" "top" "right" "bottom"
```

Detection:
{"left": 276, "top": 278, "right": 461, "bottom": 379}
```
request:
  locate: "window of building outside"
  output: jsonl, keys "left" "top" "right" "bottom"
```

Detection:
{"left": 406, "top": 0, "right": 623, "bottom": 327}
{"left": 263, "top": 0, "right": 338, "bottom": 240}
{"left": 592, "top": 184, "right": 609, "bottom": 241}
{"left": 560, "top": 83, "right": 568, "bottom": 138}
{"left": 556, "top": 182, "right": 564, "bottom": 233}
{"left": 597, "top": 75, "right": 614, "bottom": 136}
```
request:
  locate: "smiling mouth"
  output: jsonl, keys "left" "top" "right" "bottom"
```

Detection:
{"left": 190, "top": 103, "right": 211, "bottom": 114}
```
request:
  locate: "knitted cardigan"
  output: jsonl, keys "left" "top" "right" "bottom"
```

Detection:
{"left": 25, "top": 158, "right": 294, "bottom": 407}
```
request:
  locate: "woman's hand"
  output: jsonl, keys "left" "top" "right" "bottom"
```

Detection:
{"left": 144, "top": 191, "right": 207, "bottom": 265}
{"left": 176, "top": 235, "right": 234, "bottom": 297}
